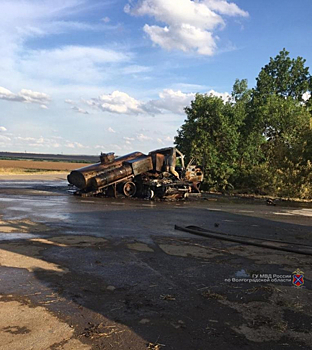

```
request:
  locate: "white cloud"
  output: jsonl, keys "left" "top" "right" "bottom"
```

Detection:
{"left": 143, "top": 23, "right": 217, "bottom": 56}
{"left": 147, "top": 88, "right": 230, "bottom": 114}
{"left": 85, "top": 88, "right": 230, "bottom": 116}
{"left": 108, "top": 127, "right": 116, "bottom": 133}
{"left": 95, "top": 145, "right": 106, "bottom": 150}
{"left": 0, "top": 1, "right": 92, "bottom": 82}
{"left": 125, "top": 0, "right": 224, "bottom": 29}
{"left": 20, "top": 46, "right": 130, "bottom": 84}
{"left": 88, "top": 91, "right": 145, "bottom": 114}
{"left": 149, "top": 89, "right": 195, "bottom": 114}
{"left": 207, "top": 89, "right": 231, "bottom": 101}
{"left": 65, "top": 141, "right": 85, "bottom": 149}
{"left": 0, "top": 135, "right": 11, "bottom": 141}
{"left": 137, "top": 133, "right": 152, "bottom": 141}
{"left": 0, "top": 87, "right": 22, "bottom": 101}
{"left": 123, "top": 136, "right": 135, "bottom": 141}
{"left": 16, "top": 21, "right": 112, "bottom": 38}
{"left": 204, "top": 0, "right": 249, "bottom": 17}
{"left": 156, "top": 135, "right": 174, "bottom": 145}
{"left": 65, "top": 99, "right": 75, "bottom": 104}
{"left": 123, "top": 136, "right": 135, "bottom": 145}
{"left": 0, "top": 0, "right": 87, "bottom": 23}
{"left": 66, "top": 143, "right": 75, "bottom": 148}
{"left": 149, "top": 88, "right": 230, "bottom": 115}
{"left": 0, "top": 1, "right": 117, "bottom": 39}
{"left": 13, "top": 134, "right": 89, "bottom": 151}
{"left": 109, "top": 143, "right": 122, "bottom": 150}
{"left": 157, "top": 138, "right": 165, "bottom": 145}
{"left": 15, "top": 135, "right": 60, "bottom": 148}
{"left": 125, "top": 0, "right": 248, "bottom": 55}
{"left": 40, "top": 104, "right": 48, "bottom": 109}
{"left": 0, "top": 0, "right": 130, "bottom": 89}
{"left": 0, "top": 86, "right": 50, "bottom": 105}
{"left": 20, "top": 89, "right": 50, "bottom": 104}
{"left": 25, "top": 46, "right": 127, "bottom": 64}
{"left": 16, "top": 136, "right": 36, "bottom": 142}
{"left": 71, "top": 106, "right": 89, "bottom": 114}
{"left": 0, "top": 126, "right": 7, "bottom": 132}
{"left": 122, "top": 65, "right": 152, "bottom": 75}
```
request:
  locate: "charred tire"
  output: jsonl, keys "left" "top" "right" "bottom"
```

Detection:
{"left": 122, "top": 181, "right": 136, "bottom": 197}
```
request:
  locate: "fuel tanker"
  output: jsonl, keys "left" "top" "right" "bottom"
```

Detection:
{"left": 67, "top": 147, "right": 204, "bottom": 199}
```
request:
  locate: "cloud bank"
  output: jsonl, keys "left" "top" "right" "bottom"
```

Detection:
{"left": 125, "top": 0, "right": 248, "bottom": 55}
{"left": 86, "top": 88, "right": 230, "bottom": 115}
{"left": 0, "top": 86, "right": 50, "bottom": 105}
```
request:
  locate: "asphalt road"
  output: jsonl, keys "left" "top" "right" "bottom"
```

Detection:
{"left": 0, "top": 178, "right": 311, "bottom": 349}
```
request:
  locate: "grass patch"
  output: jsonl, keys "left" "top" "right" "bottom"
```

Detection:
{"left": 0, "top": 156, "right": 94, "bottom": 163}
{"left": 0, "top": 168, "right": 67, "bottom": 175}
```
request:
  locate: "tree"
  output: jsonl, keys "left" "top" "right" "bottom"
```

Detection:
{"left": 175, "top": 92, "right": 241, "bottom": 190}
{"left": 175, "top": 49, "right": 312, "bottom": 198}
{"left": 231, "top": 79, "right": 265, "bottom": 168}
{"left": 254, "top": 48, "right": 311, "bottom": 101}
{"left": 244, "top": 50, "right": 312, "bottom": 197}
{"left": 232, "top": 78, "right": 250, "bottom": 102}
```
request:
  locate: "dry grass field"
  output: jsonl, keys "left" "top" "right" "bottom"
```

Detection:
{"left": 0, "top": 159, "right": 87, "bottom": 174}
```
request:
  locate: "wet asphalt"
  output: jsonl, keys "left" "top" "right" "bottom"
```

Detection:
{"left": 0, "top": 179, "right": 312, "bottom": 349}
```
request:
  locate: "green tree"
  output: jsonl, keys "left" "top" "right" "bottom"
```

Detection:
{"left": 175, "top": 49, "right": 312, "bottom": 198}
{"left": 245, "top": 49, "right": 312, "bottom": 197}
{"left": 232, "top": 79, "right": 265, "bottom": 167}
{"left": 254, "top": 48, "right": 311, "bottom": 101}
{"left": 175, "top": 92, "right": 241, "bottom": 190}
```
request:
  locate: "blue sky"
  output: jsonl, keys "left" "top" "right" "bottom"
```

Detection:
{"left": 0, "top": 0, "right": 311, "bottom": 155}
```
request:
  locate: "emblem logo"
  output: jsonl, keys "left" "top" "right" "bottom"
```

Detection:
{"left": 292, "top": 268, "right": 304, "bottom": 287}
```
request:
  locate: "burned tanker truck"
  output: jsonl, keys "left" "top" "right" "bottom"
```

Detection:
{"left": 67, "top": 147, "right": 204, "bottom": 199}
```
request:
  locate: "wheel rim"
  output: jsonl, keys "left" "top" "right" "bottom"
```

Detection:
{"left": 123, "top": 181, "right": 136, "bottom": 197}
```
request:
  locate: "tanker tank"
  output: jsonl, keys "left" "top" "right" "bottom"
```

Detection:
{"left": 90, "top": 164, "right": 133, "bottom": 190}
{"left": 67, "top": 151, "right": 143, "bottom": 189}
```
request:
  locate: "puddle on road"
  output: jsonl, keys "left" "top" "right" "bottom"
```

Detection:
{"left": 5, "top": 207, "right": 32, "bottom": 213}
{"left": 0, "top": 233, "right": 38, "bottom": 241}
{"left": 34, "top": 212, "right": 70, "bottom": 221}
{"left": 0, "top": 198, "right": 16, "bottom": 203}
{"left": 273, "top": 208, "right": 312, "bottom": 217}
{"left": 288, "top": 209, "right": 312, "bottom": 217}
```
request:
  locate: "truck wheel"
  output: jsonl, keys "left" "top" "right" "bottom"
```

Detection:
{"left": 123, "top": 181, "right": 136, "bottom": 197}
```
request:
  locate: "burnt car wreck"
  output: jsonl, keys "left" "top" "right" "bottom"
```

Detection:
{"left": 67, "top": 147, "right": 204, "bottom": 199}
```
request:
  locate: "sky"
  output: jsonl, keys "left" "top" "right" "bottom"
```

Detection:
{"left": 0, "top": 0, "right": 311, "bottom": 155}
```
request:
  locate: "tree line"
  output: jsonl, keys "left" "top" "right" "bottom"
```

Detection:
{"left": 175, "top": 49, "right": 312, "bottom": 199}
